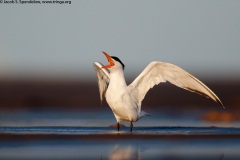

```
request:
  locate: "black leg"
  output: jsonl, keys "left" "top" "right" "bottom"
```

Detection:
{"left": 130, "top": 121, "right": 133, "bottom": 132}
{"left": 117, "top": 122, "right": 120, "bottom": 131}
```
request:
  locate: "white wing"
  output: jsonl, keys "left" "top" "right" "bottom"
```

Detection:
{"left": 129, "top": 61, "right": 224, "bottom": 110}
{"left": 93, "top": 62, "right": 110, "bottom": 104}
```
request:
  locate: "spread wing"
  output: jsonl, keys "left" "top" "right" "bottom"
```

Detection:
{"left": 93, "top": 62, "right": 110, "bottom": 104}
{"left": 129, "top": 61, "right": 224, "bottom": 110}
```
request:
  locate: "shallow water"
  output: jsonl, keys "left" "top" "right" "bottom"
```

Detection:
{"left": 1, "top": 126, "right": 240, "bottom": 135}
{"left": 0, "top": 109, "right": 240, "bottom": 159}
{"left": 0, "top": 127, "right": 240, "bottom": 160}
{"left": 0, "top": 109, "right": 239, "bottom": 127}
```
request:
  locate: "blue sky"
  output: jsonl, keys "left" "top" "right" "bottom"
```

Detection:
{"left": 0, "top": 1, "right": 239, "bottom": 81}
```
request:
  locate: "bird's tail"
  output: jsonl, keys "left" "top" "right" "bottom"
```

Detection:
{"left": 139, "top": 111, "right": 152, "bottom": 119}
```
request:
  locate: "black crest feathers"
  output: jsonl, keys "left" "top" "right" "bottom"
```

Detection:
{"left": 111, "top": 56, "right": 125, "bottom": 70}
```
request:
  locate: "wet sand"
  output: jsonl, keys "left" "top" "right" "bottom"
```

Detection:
{"left": 1, "top": 130, "right": 240, "bottom": 141}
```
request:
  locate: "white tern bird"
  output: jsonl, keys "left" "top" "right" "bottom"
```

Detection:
{"left": 93, "top": 52, "right": 224, "bottom": 132}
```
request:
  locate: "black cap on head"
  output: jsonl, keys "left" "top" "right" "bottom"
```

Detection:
{"left": 111, "top": 56, "right": 125, "bottom": 70}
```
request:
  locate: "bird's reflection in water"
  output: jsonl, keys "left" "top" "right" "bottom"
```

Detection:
{"left": 108, "top": 145, "right": 141, "bottom": 160}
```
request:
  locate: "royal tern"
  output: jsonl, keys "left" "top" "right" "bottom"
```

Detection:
{"left": 93, "top": 52, "right": 224, "bottom": 132}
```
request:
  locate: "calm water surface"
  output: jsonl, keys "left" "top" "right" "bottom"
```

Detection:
{"left": 0, "top": 109, "right": 240, "bottom": 159}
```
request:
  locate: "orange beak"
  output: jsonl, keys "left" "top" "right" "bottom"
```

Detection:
{"left": 102, "top": 51, "right": 115, "bottom": 68}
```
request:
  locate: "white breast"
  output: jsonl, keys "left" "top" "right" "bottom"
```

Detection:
{"left": 105, "top": 71, "right": 139, "bottom": 122}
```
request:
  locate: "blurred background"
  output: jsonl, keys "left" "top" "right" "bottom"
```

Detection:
{"left": 0, "top": 1, "right": 239, "bottom": 126}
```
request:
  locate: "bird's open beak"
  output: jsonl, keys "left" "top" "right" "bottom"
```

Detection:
{"left": 102, "top": 51, "right": 115, "bottom": 68}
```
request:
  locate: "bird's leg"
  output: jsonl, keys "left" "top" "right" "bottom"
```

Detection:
{"left": 117, "top": 122, "right": 120, "bottom": 131}
{"left": 130, "top": 121, "right": 133, "bottom": 132}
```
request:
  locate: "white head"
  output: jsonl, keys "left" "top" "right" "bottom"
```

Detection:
{"left": 102, "top": 51, "right": 125, "bottom": 72}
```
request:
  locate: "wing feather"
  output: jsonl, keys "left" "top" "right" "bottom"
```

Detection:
{"left": 129, "top": 61, "right": 224, "bottom": 110}
{"left": 93, "top": 62, "right": 110, "bottom": 104}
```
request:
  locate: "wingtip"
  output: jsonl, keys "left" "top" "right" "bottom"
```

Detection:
{"left": 222, "top": 104, "right": 226, "bottom": 110}
{"left": 217, "top": 100, "right": 225, "bottom": 110}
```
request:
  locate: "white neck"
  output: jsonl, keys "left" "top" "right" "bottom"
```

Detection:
{"left": 109, "top": 69, "right": 127, "bottom": 89}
